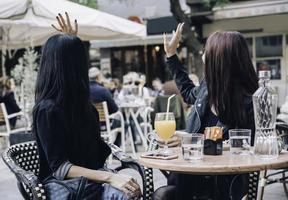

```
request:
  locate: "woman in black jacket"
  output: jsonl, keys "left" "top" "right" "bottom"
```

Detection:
{"left": 33, "top": 13, "right": 140, "bottom": 199}
{"left": 156, "top": 24, "right": 258, "bottom": 200}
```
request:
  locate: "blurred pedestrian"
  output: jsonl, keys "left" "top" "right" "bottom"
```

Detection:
{"left": 0, "top": 77, "right": 21, "bottom": 128}
{"left": 151, "top": 78, "right": 164, "bottom": 97}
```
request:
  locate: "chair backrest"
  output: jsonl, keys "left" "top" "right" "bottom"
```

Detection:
{"left": 0, "top": 103, "right": 6, "bottom": 125}
{"left": 2, "top": 141, "right": 42, "bottom": 199}
{"left": 93, "top": 101, "right": 111, "bottom": 133}
{"left": 0, "top": 103, "right": 11, "bottom": 131}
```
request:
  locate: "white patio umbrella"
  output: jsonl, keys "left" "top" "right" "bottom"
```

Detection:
{"left": 0, "top": 0, "right": 146, "bottom": 48}
{"left": 0, "top": 0, "right": 147, "bottom": 74}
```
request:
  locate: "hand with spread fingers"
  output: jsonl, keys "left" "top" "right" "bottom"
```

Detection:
{"left": 107, "top": 173, "right": 142, "bottom": 198}
{"left": 163, "top": 23, "right": 184, "bottom": 58}
{"left": 51, "top": 12, "right": 78, "bottom": 35}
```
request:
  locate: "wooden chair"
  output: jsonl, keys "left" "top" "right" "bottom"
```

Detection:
{"left": 0, "top": 103, "right": 30, "bottom": 146}
{"left": 93, "top": 102, "right": 126, "bottom": 152}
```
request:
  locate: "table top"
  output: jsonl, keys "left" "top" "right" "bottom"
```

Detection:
{"left": 138, "top": 148, "right": 288, "bottom": 175}
{"left": 118, "top": 102, "right": 146, "bottom": 108}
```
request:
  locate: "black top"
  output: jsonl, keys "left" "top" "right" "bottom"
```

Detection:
{"left": 34, "top": 99, "right": 111, "bottom": 181}
{"left": 89, "top": 81, "right": 118, "bottom": 114}
{"left": 198, "top": 106, "right": 219, "bottom": 134}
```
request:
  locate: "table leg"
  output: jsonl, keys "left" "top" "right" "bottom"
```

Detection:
{"left": 124, "top": 109, "right": 136, "bottom": 156}
{"left": 129, "top": 108, "right": 148, "bottom": 150}
{"left": 257, "top": 171, "right": 267, "bottom": 200}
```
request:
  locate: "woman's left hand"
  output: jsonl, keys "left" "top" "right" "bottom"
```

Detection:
{"left": 163, "top": 23, "right": 184, "bottom": 58}
{"left": 107, "top": 173, "right": 142, "bottom": 198}
{"left": 51, "top": 12, "right": 78, "bottom": 35}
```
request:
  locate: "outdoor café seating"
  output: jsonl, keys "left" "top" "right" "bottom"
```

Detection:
{"left": 2, "top": 141, "right": 154, "bottom": 200}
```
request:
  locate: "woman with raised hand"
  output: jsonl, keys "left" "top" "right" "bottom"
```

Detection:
{"left": 156, "top": 24, "right": 258, "bottom": 199}
{"left": 33, "top": 13, "right": 141, "bottom": 199}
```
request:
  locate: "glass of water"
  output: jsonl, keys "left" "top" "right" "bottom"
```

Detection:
{"left": 181, "top": 134, "right": 204, "bottom": 161}
{"left": 229, "top": 129, "right": 251, "bottom": 155}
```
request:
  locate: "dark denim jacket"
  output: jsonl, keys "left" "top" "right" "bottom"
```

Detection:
{"left": 167, "top": 55, "right": 255, "bottom": 141}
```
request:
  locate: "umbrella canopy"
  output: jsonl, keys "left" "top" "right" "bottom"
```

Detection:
{"left": 0, "top": 0, "right": 147, "bottom": 49}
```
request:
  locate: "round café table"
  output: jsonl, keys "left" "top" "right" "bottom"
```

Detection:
{"left": 138, "top": 148, "right": 288, "bottom": 199}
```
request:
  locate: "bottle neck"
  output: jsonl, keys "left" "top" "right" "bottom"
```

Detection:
{"left": 259, "top": 78, "right": 270, "bottom": 87}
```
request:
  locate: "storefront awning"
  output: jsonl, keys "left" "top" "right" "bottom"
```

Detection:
{"left": 90, "top": 34, "right": 172, "bottom": 48}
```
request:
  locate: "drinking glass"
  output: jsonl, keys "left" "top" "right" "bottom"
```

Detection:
{"left": 229, "top": 129, "right": 251, "bottom": 155}
{"left": 154, "top": 112, "right": 176, "bottom": 155}
{"left": 181, "top": 134, "right": 204, "bottom": 161}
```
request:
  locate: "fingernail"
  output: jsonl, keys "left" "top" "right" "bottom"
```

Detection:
{"left": 56, "top": 16, "right": 58, "bottom": 19}
{"left": 65, "top": 11, "right": 67, "bottom": 14}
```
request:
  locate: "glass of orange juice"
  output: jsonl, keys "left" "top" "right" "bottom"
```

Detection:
{"left": 154, "top": 112, "right": 176, "bottom": 155}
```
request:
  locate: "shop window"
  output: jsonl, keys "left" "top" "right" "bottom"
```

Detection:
{"left": 256, "top": 59, "right": 281, "bottom": 80}
{"left": 245, "top": 37, "right": 253, "bottom": 58}
{"left": 256, "top": 35, "right": 282, "bottom": 57}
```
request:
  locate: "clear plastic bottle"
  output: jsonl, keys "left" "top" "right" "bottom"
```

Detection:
{"left": 253, "top": 70, "right": 278, "bottom": 159}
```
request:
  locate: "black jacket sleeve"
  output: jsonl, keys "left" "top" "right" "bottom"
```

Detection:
{"left": 166, "top": 55, "right": 201, "bottom": 105}
{"left": 36, "top": 105, "right": 71, "bottom": 173}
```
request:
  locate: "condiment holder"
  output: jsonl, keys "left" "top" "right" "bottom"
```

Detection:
{"left": 204, "top": 127, "right": 223, "bottom": 155}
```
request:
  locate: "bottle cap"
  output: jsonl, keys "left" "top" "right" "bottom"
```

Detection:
{"left": 258, "top": 70, "right": 271, "bottom": 79}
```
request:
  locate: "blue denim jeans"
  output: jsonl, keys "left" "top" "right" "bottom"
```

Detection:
{"left": 101, "top": 184, "right": 130, "bottom": 200}
{"left": 82, "top": 181, "right": 130, "bottom": 200}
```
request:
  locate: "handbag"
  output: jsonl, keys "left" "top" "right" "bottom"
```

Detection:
{"left": 42, "top": 176, "right": 88, "bottom": 200}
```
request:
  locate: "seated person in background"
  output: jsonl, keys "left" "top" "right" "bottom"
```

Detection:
{"left": 89, "top": 67, "right": 118, "bottom": 114}
{"left": 0, "top": 77, "right": 21, "bottom": 128}
{"left": 151, "top": 78, "right": 164, "bottom": 97}
{"left": 163, "top": 80, "right": 181, "bottom": 96}
{"left": 89, "top": 67, "right": 122, "bottom": 146}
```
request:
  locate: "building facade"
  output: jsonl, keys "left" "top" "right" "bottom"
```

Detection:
{"left": 92, "top": 0, "right": 288, "bottom": 105}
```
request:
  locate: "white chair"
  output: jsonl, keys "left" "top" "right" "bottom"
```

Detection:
{"left": 136, "top": 106, "right": 154, "bottom": 137}
{"left": 94, "top": 102, "right": 126, "bottom": 152}
{"left": 0, "top": 103, "right": 30, "bottom": 146}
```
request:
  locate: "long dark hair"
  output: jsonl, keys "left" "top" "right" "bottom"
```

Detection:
{"left": 33, "top": 34, "right": 92, "bottom": 128}
{"left": 204, "top": 31, "right": 258, "bottom": 128}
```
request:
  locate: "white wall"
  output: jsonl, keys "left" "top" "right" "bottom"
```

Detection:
{"left": 203, "top": 14, "right": 288, "bottom": 37}
{"left": 97, "top": 0, "right": 190, "bottom": 19}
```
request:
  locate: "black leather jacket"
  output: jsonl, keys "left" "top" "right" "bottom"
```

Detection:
{"left": 167, "top": 55, "right": 255, "bottom": 141}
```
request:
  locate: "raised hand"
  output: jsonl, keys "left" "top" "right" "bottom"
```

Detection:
{"left": 163, "top": 23, "right": 184, "bottom": 58}
{"left": 107, "top": 173, "right": 142, "bottom": 198}
{"left": 51, "top": 12, "right": 78, "bottom": 35}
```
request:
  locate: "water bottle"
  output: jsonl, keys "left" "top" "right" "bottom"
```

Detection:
{"left": 253, "top": 70, "right": 278, "bottom": 159}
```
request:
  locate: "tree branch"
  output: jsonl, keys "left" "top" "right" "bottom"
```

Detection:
{"left": 170, "top": 0, "right": 202, "bottom": 53}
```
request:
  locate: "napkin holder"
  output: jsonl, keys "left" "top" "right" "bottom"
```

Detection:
{"left": 204, "top": 139, "right": 223, "bottom": 155}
